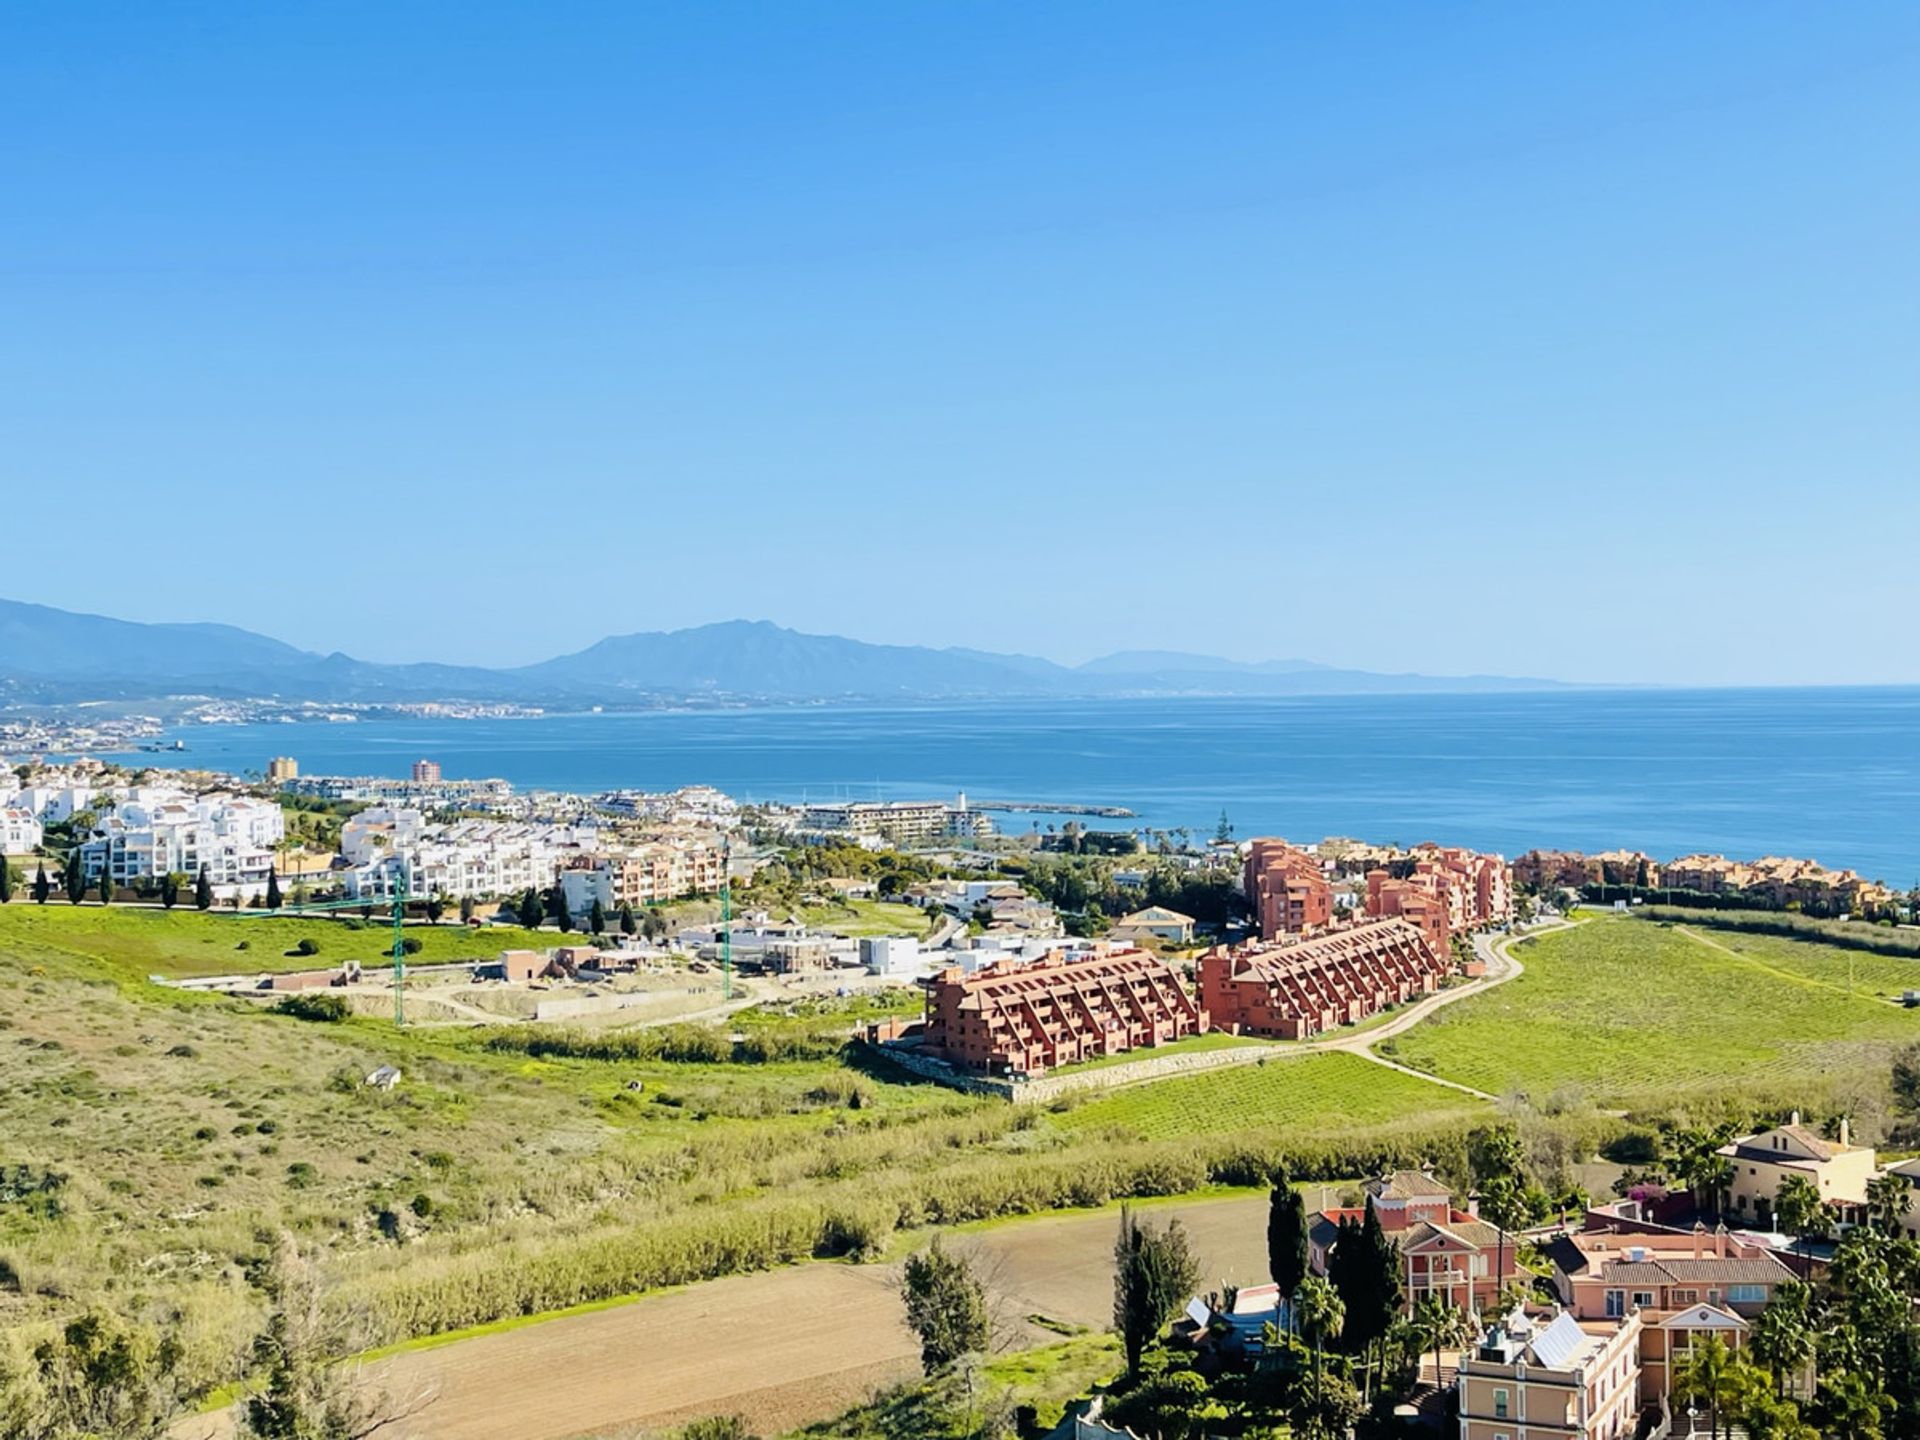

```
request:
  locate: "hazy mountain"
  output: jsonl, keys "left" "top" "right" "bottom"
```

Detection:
{"left": 0, "top": 599, "right": 1571, "bottom": 704}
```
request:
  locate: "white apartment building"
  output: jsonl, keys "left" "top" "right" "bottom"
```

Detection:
{"left": 343, "top": 819, "right": 595, "bottom": 900}
{"left": 1, "top": 807, "right": 43, "bottom": 854}
{"left": 79, "top": 791, "right": 285, "bottom": 892}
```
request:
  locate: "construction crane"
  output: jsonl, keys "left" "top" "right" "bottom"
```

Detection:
{"left": 720, "top": 834, "right": 732, "bottom": 1002}
{"left": 237, "top": 874, "right": 412, "bottom": 1026}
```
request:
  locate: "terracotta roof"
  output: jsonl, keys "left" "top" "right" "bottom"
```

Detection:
{"left": 1369, "top": 1169, "right": 1451, "bottom": 1201}
{"left": 1660, "top": 1257, "right": 1792, "bottom": 1284}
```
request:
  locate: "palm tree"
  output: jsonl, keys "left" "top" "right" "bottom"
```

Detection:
{"left": 1775, "top": 1175, "right": 1831, "bottom": 1278}
{"left": 1751, "top": 1280, "right": 1816, "bottom": 1401}
{"left": 1413, "top": 1292, "right": 1464, "bottom": 1390}
{"left": 1294, "top": 1274, "right": 1345, "bottom": 1400}
{"left": 1815, "top": 1371, "right": 1893, "bottom": 1440}
{"left": 1866, "top": 1172, "right": 1912, "bottom": 1237}
{"left": 1673, "top": 1334, "right": 1745, "bottom": 1440}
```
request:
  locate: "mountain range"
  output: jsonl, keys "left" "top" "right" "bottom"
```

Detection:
{"left": 0, "top": 598, "right": 1569, "bottom": 705}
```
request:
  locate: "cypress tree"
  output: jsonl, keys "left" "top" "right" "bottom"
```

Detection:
{"left": 33, "top": 863, "right": 51, "bottom": 905}
{"left": 0, "top": 860, "right": 12, "bottom": 905}
{"left": 550, "top": 887, "right": 572, "bottom": 934}
{"left": 97, "top": 868, "right": 112, "bottom": 905}
{"left": 265, "top": 869, "right": 283, "bottom": 910}
{"left": 195, "top": 865, "right": 213, "bottom": 911}
{"left": 64, "top": 851, "right": 85, "bottom": 904}
{"left": 160, "top": 872, "right": 178, "bottom": 910}
{"left": 589, "top": 898, "right": 606, "bottom": 936}
{"left": 1268, "top": 1165, "right": 1310, "bottom": 1326}
{"left": 619, "top": 902, "right": 637, "bottom": 937}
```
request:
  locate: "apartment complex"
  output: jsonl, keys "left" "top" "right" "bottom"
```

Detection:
{"left": 1242, "top": 838, "right": 1332, "bottom": 939}
{"left": 0, "top": 806, "right": 42, "bottom": 854}
{"left": 1513, "top": 847, "right": 1894, "bottom": 915}
{"left": 923, "top": 949, "right": 1205, "bottom": 1076}
{"left": 799, "top": 797, "right": 991, "bottom": 846}
{"left": 557, "top": 834, "right": 726, "bottom": 913}
{"left": 78, "top": 790, "right": 286, "bottom": 893}
{"left": 1310, "top": 1171, "right": 1526, "bottom": 1319}
{"left": 341, "top": 812, "right": 602, "bottom": 900}
{"left": 1365, "top": 845, "right": 1513, "bottom": 953}
{"left": 1458, "top": 1310, "right": 1643, "bottom": 1440}
{"left": 1198, "top": 918, "right": 1448, "bottom": 1040}
{"left": 411, "top": 759, "right": 442, "bottom": 784}
{"left": 266, "top": 756, "right": 299, "bottom": 782}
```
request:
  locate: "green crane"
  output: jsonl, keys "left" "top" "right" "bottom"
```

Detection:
{"left": 235, "top": 873, "right": 412, "bottom": 1026}
{"left": 720, "top": 834, "right": 732, "bottom": 1002}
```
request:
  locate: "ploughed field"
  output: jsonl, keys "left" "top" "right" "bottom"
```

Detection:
{"left": 1378, "top": 915, "right": 1920, "bottom": 1112}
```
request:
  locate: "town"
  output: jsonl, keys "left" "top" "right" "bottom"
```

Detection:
{"left": 6, "top": 748, "right": 1920, "bottom": 1440}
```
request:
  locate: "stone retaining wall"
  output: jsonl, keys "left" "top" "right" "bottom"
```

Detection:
{"left": 860, "top": 1038, "right": 1293, "bottom": 1104}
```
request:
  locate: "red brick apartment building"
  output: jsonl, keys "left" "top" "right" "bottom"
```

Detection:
{"left": 1364, "top": 844, "right": 1513, "bottom": 953}
{"left": 923, "top": 950, "right": 1206, "bottom": 1076}
{"left": 1197, "top": 917, "right": 1448, "bottom": 1039}
{"left": 1243, "top": 838, "right": 1332, "bottom": 939}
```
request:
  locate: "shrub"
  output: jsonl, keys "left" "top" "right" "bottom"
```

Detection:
{"left": 286, "top": 1162, "right": 318, "bottom": 1189}
{"left": 276, "top": 993, "right": 350, "bottom": 1023}
{"left": 293, "top": 937, "right": 321, "bottom": 957}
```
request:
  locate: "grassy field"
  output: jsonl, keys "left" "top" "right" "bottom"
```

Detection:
{"left": 1055, "top": 1050, "right": 1489, "bottom": 1139}
{"left": 1379, "top": 916, "right": 1920, "bottom": 1113}
{"left": 0, "top": 901, "right": 558, "bottom": 980}
{"left": 798, "top": 898, "right": 939, "bottom": 938}
{"left": 1044, "top": 1029, "right": 1272, "bottom": 1076}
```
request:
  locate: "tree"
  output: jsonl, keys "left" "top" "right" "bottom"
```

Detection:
{"left": 1267, "top": 1167, "right": 1309, "bottom": 1323}
{"left": 1414, "top": 1292, "right": 1468, "bottom": 1391}
{"left": 241, "top": 1234, "right": 429, "bottom": 1439}
{"left": 1752, "top": 1280, "right": 1816, "bottom": 1400}
{"left": 1112, "top": 1205, "right": 1200, "bottom": 1379}
{"left": 32, "top": 863, "right": 50, "bottom": 905}
{"left": 97, "top": 866, "right": 112, "bottom": 905}
{"left": 1340, "top": 1200, "right": 1405, "bottom": 1399}
{"left": 1892, "top": 1043, "right": 1920, "bottom": 1119}
{"left": 424, "top": 892, "right": 445, "bottom": 925}
{"left": 25, "top": 1308, "right": 189, "bottom": 1439}
{"left": 1813, "top": 1369, "right": 1893, "bottom": 1440}
{"left": 1868, "top": 1172, "right": 1913, "bottom": 1237}
{"left": 159, "top": 871, "right": 178, "bottom": 910}
{"left": 1674, "top": 1334, "right": 1753, "bottom": 1440}
{"left": 619, "top": 902, "right": 637, "bottom": 937}
{"left": 1776, "top": 1175, "right": 1831, "bottom": 1276}
{"left": 0, "top": 860, "right": 11, "bottom": 905}
{"left": 589, "top": 898, "right": 607, "bottom": 937}
{"left": 517, "top": 887, "right": 544, "bottom": 930}
{"left": 459, "top": 894, "right": 475, "bottom": 925}
{"left": 1293, "top": 1274, "right": 1346, "bottom": 1401}
{"left": 265, "top": 869, "right": 283, "bottom": 910}
{"left": 1476, "top": 1174, "right": 1529, "bottom": 1314}
{"left": 194, "top": 865, "right": 213, "bottom": 911}
{"left": 1214, "top": 809, "right": 1233, "bottom": 844}
{"left": 899, "top": 1238, "right": 990, "bottom": 1374}
{"left": 63, "top": 850, "right": 85, "bottom": 904}
{"left": 1286, "top": 1369, "right": 1362, "bottom": 1440}
{"left": 550, "top": 887, "right": 572, "bottom": 934}
{"left": 675, "top": 1419, "right": 758, "bottom": 1440}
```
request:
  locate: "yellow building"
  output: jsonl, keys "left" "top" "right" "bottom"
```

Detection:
{"left": 1717, "top": 1114, "right": 1874, "bottom": 1228}
{"left": 1458, "top": 1309, "right": 1642, "bottom": 1440}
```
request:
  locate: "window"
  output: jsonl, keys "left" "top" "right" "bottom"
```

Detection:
{"left": 1606, "top": 1290, "right": 1625, "bottom": 1318}
{"left": 1729, "top": 1285, "right": 1766, "bottom": 1304}
{"left": 1494, "top": 1388, "right": 1510, "bottom": 1419}
{"left": 1632, "top": 1291, "right": 1656, "bottom": 1309}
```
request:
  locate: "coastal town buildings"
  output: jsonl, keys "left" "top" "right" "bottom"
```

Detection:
{"left": 557, "top": 834, "right": 726, "bottom": 913}
{"left": 1457, "top": 1309, "right": 1643, "bottom": 1440}
{"left": 78, "top": 790, "right": 285, "bottom": 893}
{"left": 341, "top": 815, "right": 601, "bottom": 900}
{"left": 1715, "top": 1115, "right": 1875, "bottom": 1226}
{"left": 1511, "top": 847, "right": 1896, "bottom": 916}
{"left": 1197, "top": 918, "right": 1449, "bottom": 1040}
{"left": 1310, "top": 1171, "right": 1525, "bottom": 1319}
{"left": 266, "top": 756, "right": 299, "bottom": 782}
{"left": 0, "top": 806, "right": 42, "bottom": 854}
{"left": 1106, "top": 906, "right": 1196, "bottom": 945}
{"left": 411, "top": 759, "right": 442, "bottom": 784}
{"left": 922, "top": 948, "right": 1205, "bottom": 1075}
{"left": 798, "top": 796, "right": 992, "bottom": 846}
{"left": 1242, "top": 838, "right": 1332, "bottom": 939}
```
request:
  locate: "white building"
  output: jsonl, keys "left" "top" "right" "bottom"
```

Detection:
{"left": 1, "top": 807, "right": 43, "bottom": 854}
{"left": 79, "top": 791, "right": 285, "bottom": 893}
{"left": 859, "top": 935, "right": 922, "bottom": 976}
{"left": 343, "top": 818, "right": 593, "bottom": 901}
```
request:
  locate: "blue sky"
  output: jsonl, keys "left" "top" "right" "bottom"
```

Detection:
{"left": 4, "top": 3, "right": 1917, "bottom": 684}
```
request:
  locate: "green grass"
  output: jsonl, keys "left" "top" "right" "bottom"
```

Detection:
{"left": 0, "top": 901, "right": 560, "bottom": 981}
{"left": 1669, "top": 923, "right": 1920, "bottom": 1002}
{"left": 1054, "top": 1051, "right": 1489, "bottom": 1139}
{"left": 1041, "top": 1029, "right": 1273, "bottom": 1076}
{"left": 797, "top": 898, "right": 937, "bottom": 938}
{"left": 1379, "top": 916, "right": 1920, "bottom": 1109}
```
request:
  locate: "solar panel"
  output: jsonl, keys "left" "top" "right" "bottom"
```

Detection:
{"left": 1528, "top": 1313, "right": 1590, "bottom": 1370}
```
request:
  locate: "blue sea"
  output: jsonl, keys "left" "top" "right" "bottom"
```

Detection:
{"left": 148, "top": 689, "right": 1920, "bottom": 881}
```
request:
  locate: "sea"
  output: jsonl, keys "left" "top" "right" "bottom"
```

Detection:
{"left": 143, "top": 688, "right": 1920, "bottom": 881}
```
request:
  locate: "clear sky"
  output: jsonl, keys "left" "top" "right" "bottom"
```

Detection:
{"left": 4, "top": 4, "right": 1918, "bottom": 685}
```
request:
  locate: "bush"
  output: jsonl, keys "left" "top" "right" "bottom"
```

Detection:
{"left": 276, "top": 993, "right": 350, "bottom": 1023}
{"left": 286, "top": 1162, "right": 318, "bottom": 1188}
{"left": 293, "top": 937, "right": 321, "bottom": 957}
{"left": 401, "top": 936, "right": 423, "bottom": 955}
